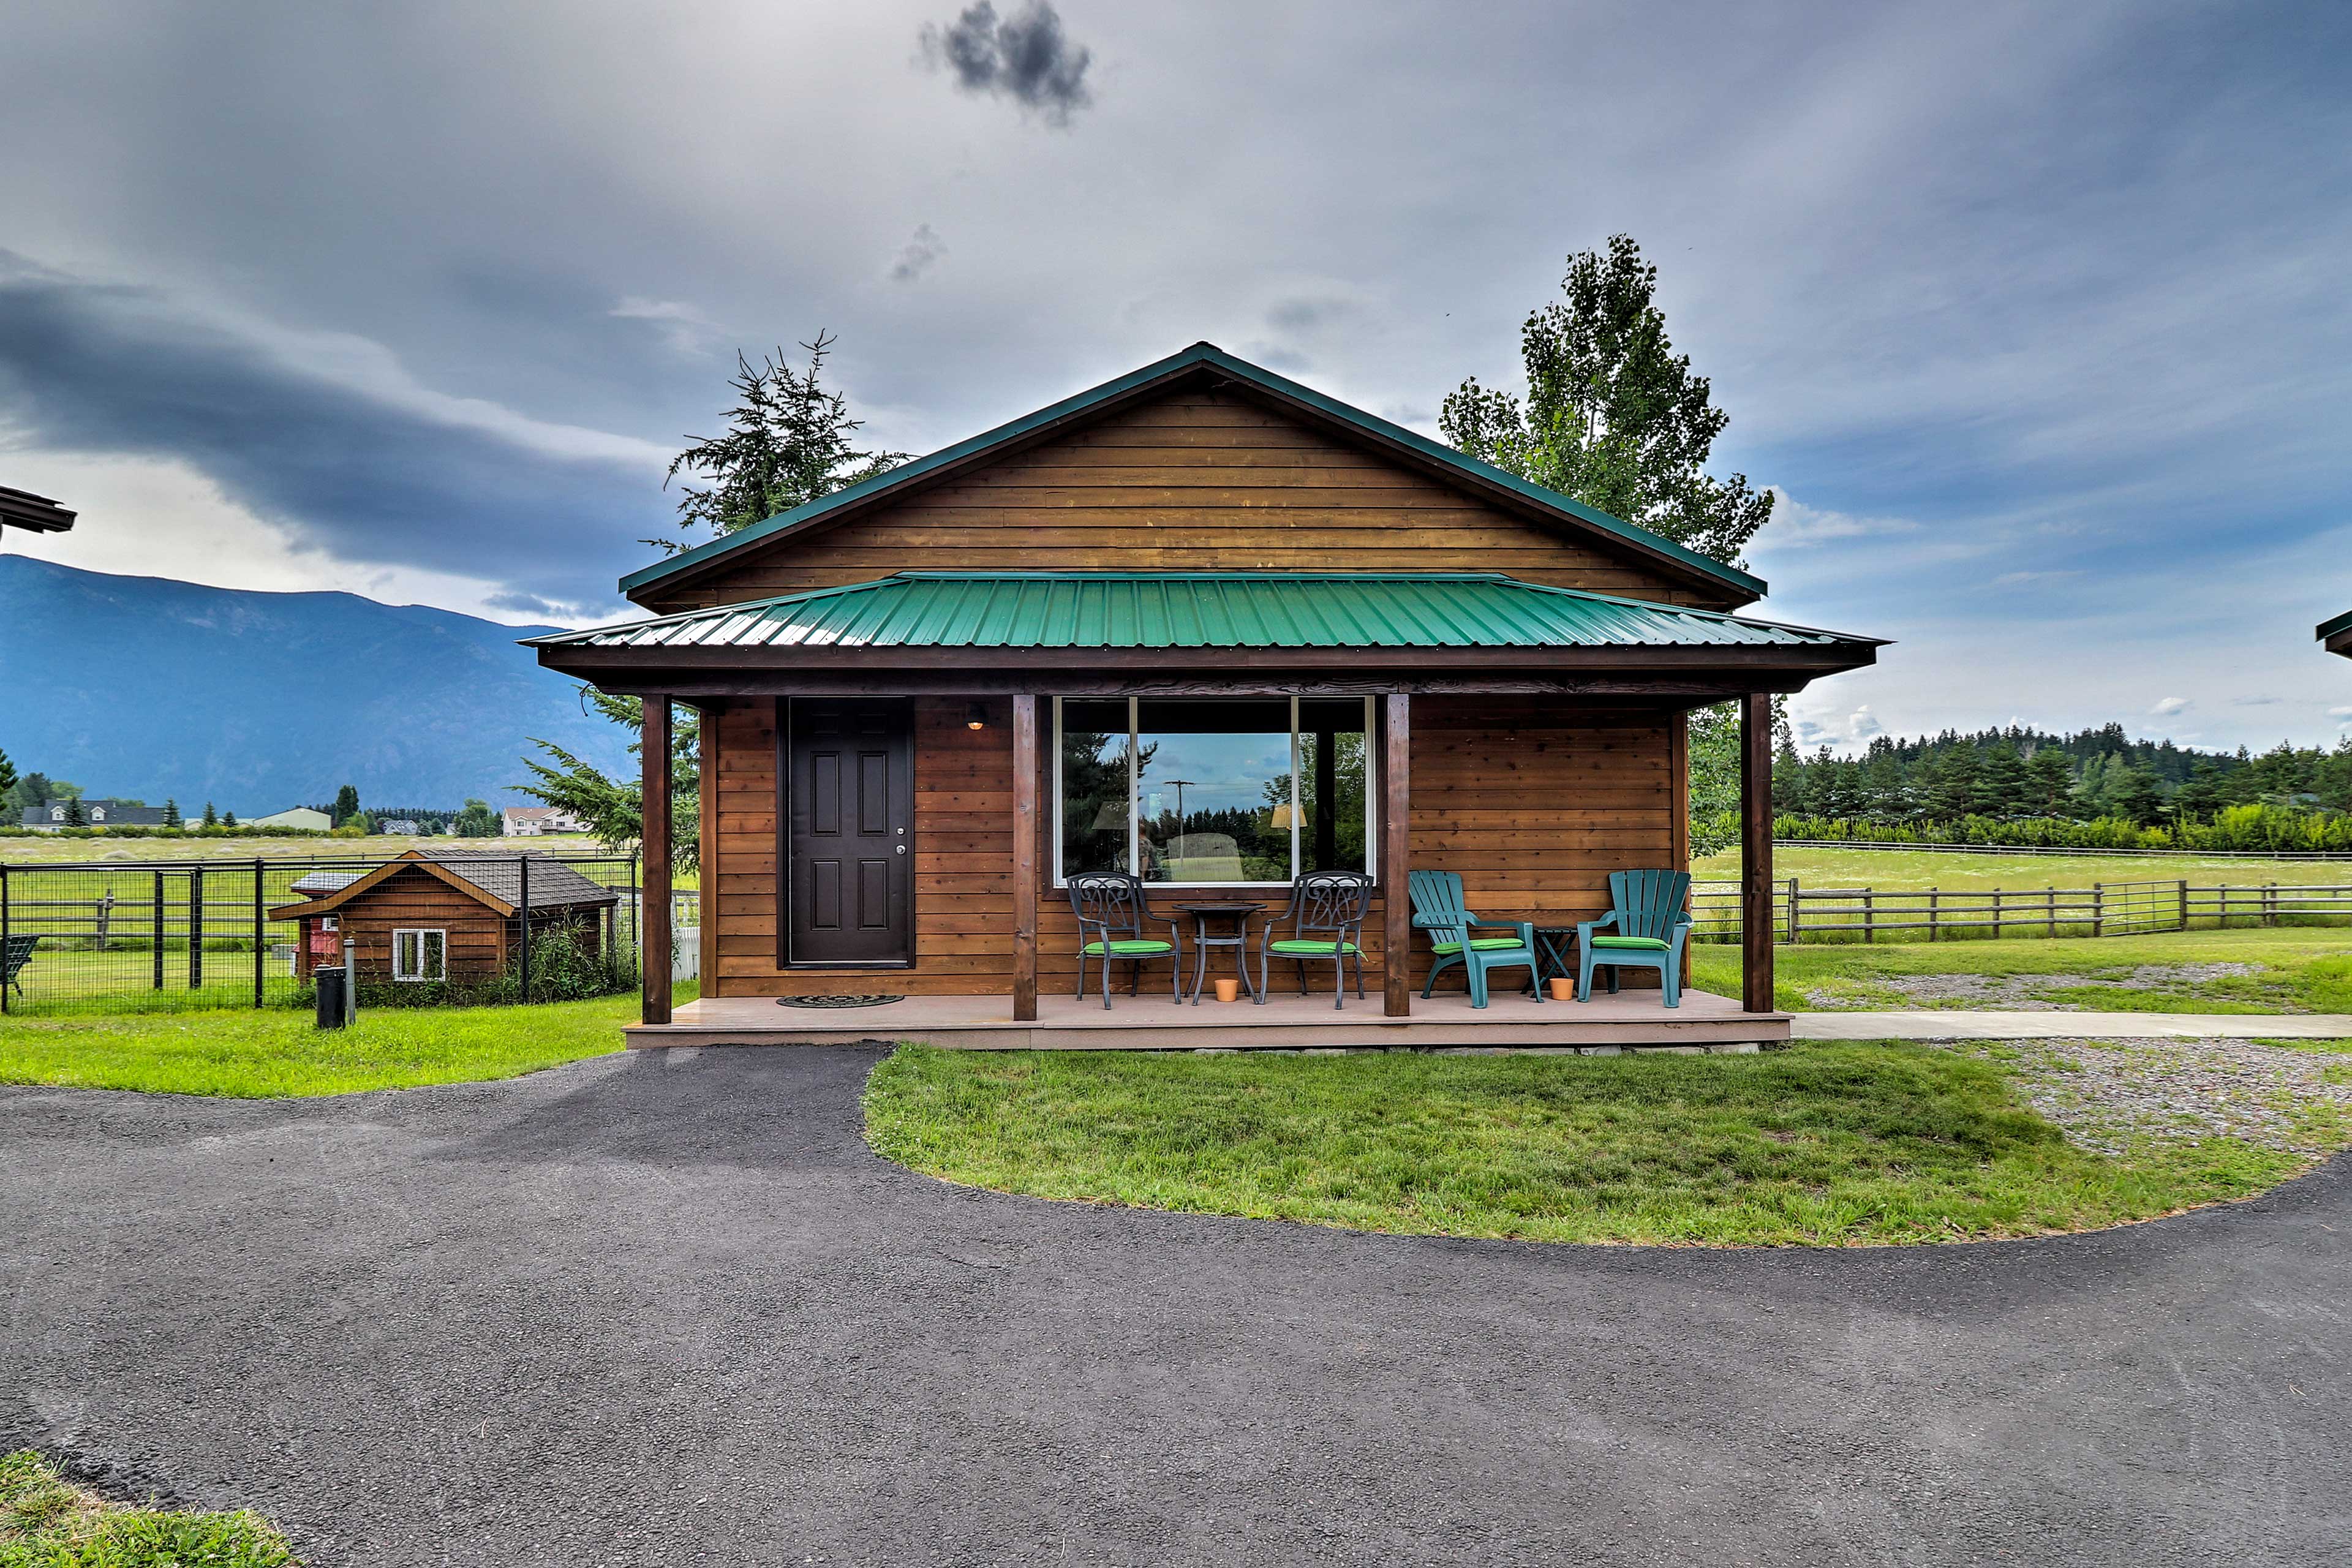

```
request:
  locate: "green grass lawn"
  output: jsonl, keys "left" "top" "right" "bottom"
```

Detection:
{"left": 1692, "top": 843, "right": 2352, "bottom": 892}
{"left": 0, "top": 986, "right": 676, "bottom": 1097}
{"left": 864, "top": 1042, "right": 2326, "bottom": 1246}
{"left": 1, "top": 1449, "right": 296, "bottom": 1567}
{"left": 1689, "top": 927, "right": 2352, "bottom": 1013}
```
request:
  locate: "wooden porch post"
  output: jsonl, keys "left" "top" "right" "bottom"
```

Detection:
{"left": 1011, "top": 693, "right": 1039, "bottom": 1022}
{"left": 1382, "top": 692, "right": 1412, "bottom": 1017}
{"left": 642, "top": 694, "right": 673, "bottom": 1026}
{"left": 1740, "top": 691, "right": 1773, "bottom": 1014}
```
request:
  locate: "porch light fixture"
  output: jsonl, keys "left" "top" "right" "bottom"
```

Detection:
{"left": 966, "top": 703, "right": 987, "bottom": 730}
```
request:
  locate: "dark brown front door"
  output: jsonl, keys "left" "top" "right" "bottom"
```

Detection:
{"left": 783, "top": 699, "right": 914, "bottom": 967}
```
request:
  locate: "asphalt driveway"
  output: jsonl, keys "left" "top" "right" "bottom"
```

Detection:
{"left": 4, "top": 1046, "right": 2347, "bottom": 1567}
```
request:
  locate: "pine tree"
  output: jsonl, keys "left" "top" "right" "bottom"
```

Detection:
{"left": 1977, "top": 742, "right": 2028, "bottom": 816}
{"left": 222, "top": 810, "right": 238, "bottom": 828}
{"left": 331, "top": 784, "right": 360, "bottom": 827}
{"left": 1926, "top": 748, "right": 1980, "bottom": 820}
{"left": 0, "top": 747, "right": 15, "bottom": 797}
{"left": 2108, "top": 762, "right": 2164, "bottom": 825}
{"left": 161, "top": 798, "right": 181, "bottom": 829}
{"left": 202, "top": 801, "right": 218, "bottom": 828}
{"left": 62, "top": 796, "right": 85, "bottom": 827}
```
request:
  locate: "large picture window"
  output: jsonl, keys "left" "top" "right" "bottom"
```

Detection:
{"left": 1053, "top": 697, "right": 1373, "bottom": 886}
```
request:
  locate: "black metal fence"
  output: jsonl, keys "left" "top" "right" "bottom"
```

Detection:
{"left": 0, "top": 853, "right": 654, "bottom": 1017}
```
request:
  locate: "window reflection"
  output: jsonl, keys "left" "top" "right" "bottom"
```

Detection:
{"left": 1058, "top": 699, "right": 1131, "bottom": 876}
{"left": 1298, "top": 698, "right": 1369, "bottom": 873}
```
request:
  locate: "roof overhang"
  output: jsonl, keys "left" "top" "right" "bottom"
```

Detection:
{"left": 270, "top": 854, "right": 514, "bottom": 921}
{"left": 2321, "top": 608, "right": 2352, "bottom": 658}
{"left": 0, "top": 485, "right": 75, "bottom": 534}
{"left": 616, "top": 344, "right": 1768, "bottom": 609}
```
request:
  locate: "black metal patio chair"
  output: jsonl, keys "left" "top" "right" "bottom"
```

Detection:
{"left": 2, "top": 933, "right": 38, "bottom": 1001}
{"left": 1066, "top": 872, "right": 1185, "bottom": 1009}
{"left": 1256, "top": 870, "right": 1374, "bottom": 1009}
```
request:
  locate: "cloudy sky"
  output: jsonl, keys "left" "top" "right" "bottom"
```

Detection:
{"left": 3, "top": 1, "right": 2346, "bottom": 753}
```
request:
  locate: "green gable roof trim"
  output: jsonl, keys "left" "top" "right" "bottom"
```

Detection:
{"left": 616, "top": 343, "right": 1768, "bottom": 602}
{"left": 533, "top": 572, "right": 1874, "bottom": 655}
{"left": 2318, "top": 607, "right": 2352, "bottom": 643}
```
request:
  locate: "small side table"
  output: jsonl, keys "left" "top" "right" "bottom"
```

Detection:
{"left": 1171, "top": 901, "right": 1262, "bottom": 1005}
{"left": 1532, "top": 927, "right": 1579, "bottom": 988}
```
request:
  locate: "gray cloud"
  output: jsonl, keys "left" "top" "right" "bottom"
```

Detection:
{"left": 891, "top": 224, "right": 948, "bottom": 283}
{"left": 0, "top": 260, "right": 658, "bottom": 611}
{"left": 920, "top": 2, "right": 1093, "bottom": 124}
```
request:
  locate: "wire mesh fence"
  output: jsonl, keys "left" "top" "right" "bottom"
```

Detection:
{"left": 1689, "top": 876, "right": 2352, "bottom": 946}
{"left": 0, "top": 852, "right": 649, "bottom": 1017}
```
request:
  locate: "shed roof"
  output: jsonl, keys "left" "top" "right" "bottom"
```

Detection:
{"left": 268, "top": 850, "right": 619, "bottom": 920}
{"left": 616, "top": 343, "right": 1768, "bottom": 606}
{"left": 533, "top": 571, "right": 1874, "bottom": 655}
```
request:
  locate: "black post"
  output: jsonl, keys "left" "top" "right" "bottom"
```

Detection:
{"left": 518, "top": 854, "right": 531, "bottom": 1003}
{"left": 152, "top": 870, "right": 165, "bottom": 990}
{"left": 189, "top": 867, "right": 204, "bottom": 989}
{"left": 252, "top": 857, "right": 266, "bottom": 1006}
{"left": 1313, "top": 728, "right": 1336, "bottom": 872}
{"left": 1, "top": 865, "right": 10, "bottom": 1015}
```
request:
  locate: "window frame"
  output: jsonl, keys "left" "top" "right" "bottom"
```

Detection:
{"left": 391, "top": 927, "right": 447, "bottom": 983}
{"left": 1050, "top": 695, "right": 1375, "bottom": 889}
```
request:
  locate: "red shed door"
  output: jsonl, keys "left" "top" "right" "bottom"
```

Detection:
{"left": 784, "top": 699, "right": 914, "bottom": 967}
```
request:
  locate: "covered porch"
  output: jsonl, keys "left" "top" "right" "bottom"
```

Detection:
{"left": 527, "top": 571, "right": 1881, "bottom": 1050}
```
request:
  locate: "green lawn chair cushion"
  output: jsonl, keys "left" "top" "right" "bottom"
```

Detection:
{"left": 1268, "top": 939, "right": 1360, "bottom": 956}
{"left": 1427, "top": 937, "right": 1525, "bottom": 955}
{"left": 1082, "top": 938, "right": 1175, "bottom": 956}
{"left": 1588, "top": 935, "right": 1672, "bottom": 951}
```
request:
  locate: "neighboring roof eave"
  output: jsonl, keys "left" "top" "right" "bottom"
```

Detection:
{"left": 268, "top": 852, "right": 514, "bottom": 921}
{"left": 0, "top": 484, "right": 76, "bottom": 533}
{"left": 2320, "top": 608, "right": 2352, "bottom": 657}
{"left": 615, "top": 343, "right": 1766, "bottom": 606}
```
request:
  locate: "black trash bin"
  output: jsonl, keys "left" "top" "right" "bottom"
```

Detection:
{"left": 314, "top": 965, "right": 348, "bottom": 1029}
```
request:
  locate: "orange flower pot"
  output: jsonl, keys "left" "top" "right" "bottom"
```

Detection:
{"left": 1213, "top": 977, "right": 1241, "bottom": 1003}
{"left": 1547, "top": 977, "right": 1574, "bottom": 1001}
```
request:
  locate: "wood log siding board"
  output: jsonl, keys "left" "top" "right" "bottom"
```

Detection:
{"left": 637, "top": 392, "right": 1732, "bottom": 614}
{"left": 704, "top": 692, "right": 1678, "bottom": 998}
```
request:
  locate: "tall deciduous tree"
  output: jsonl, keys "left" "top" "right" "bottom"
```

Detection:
{"left": 1441, "top": 235, "right": 1774, "bottom": 566}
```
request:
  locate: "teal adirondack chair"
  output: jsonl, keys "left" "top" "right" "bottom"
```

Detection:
{"left": 1575, "top": 870, "right": 1692, "bottom": 1007}
{"left": 1408, "top": 869, "right": 1544, "bottom": 1009}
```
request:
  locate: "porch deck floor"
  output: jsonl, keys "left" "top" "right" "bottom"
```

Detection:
{"left": 628, "top": 986, "right": 1789, "bottom": 1051}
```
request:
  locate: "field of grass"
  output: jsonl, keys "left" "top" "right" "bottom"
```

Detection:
{"left": 1692, "top": 843, "right": 2352, "bottom": 892}
{"left": 1, "top": 1449, "right": 296, "bottom": 1567}
{"left": 1688, "top": 927, "right": 2352, "bottom": 1014}
{"left": 0, "top": 983, "right": 679, "bottom": 1096}
{"left": 864, "top": 1041, "right": 2331, "bottom": 1247}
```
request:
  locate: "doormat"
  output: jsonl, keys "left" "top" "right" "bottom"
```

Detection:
{"left": 776, "top": 995, "right": 904, "bottom": 1009}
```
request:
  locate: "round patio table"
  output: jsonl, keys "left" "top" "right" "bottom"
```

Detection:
{"left": 1170, "top": 901, "right": 1262, "bottom": 1005}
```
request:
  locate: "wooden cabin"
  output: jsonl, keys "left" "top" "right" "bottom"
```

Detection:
{"left": 531, "top": 344, "right": 1883, "bottom": 1048}
{"left": 270, "top": 850, "right": 617, "bottom": 987}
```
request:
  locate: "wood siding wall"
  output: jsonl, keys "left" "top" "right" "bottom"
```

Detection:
{"left": 644, "top": 390, "right": 1723, "bottom": 614}
{"left": 707, "top": 695, "right": 1677, "bottom": 999}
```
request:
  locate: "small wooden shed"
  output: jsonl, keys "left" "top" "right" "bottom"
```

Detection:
{"left": 270, "top": 850, "right": 617, "bottom": 986}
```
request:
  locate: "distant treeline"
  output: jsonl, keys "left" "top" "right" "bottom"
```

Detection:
{"left": 1771, "top": 723, "right": 2352, "bottom": 825}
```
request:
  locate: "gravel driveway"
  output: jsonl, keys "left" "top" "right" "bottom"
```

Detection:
{"left": 4, "top": 1046, "right": 2348, "bottom": 1567}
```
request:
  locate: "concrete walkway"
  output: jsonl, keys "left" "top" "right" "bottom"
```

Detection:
{"left": 1795, "top": 1010, "right": 2352, "bottom": 1040}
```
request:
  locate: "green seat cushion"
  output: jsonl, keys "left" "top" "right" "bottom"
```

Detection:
{"left": 1082, "top": 939, "right": 1174, "bottom": 956}
{"left": 1268, "top": 939, "right": 1360, "bottom": 956}
{"left": 1588, "top": 935, "right": 1672, "bottom": 951}
{"left": 1428, "top": 937, "right": 1526, "bottom": 954}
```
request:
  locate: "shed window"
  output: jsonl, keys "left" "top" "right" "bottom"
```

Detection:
{"left": 1052, "top": 697, "right": 1373, "bottom": 887}
{"left": 392, "top": 929, "right": 447, "bottom": 982}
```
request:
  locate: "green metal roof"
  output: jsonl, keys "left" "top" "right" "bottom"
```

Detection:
{"left": 617, "top": 343, "right": 1767, "bottom": 602}
{"left": 532, "top": 573, "right": 1874, "bottom": 654}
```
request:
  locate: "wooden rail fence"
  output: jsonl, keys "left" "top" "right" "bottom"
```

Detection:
{"left": 1690, "top": 878, "right": 2352, "bottom": 944}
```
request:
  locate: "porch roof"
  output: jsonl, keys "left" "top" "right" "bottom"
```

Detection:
{"left": 530, "top": 572, "right": 1880, "bottom": 655}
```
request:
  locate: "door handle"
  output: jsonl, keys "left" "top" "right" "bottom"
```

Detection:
{"left": 895, "top": 845, "right": 907, "bottom": 855}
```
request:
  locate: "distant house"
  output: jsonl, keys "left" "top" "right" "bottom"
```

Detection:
{"left": 251, "top": 806, "right": 333, "bottom": 832}
{"left": 19, "top": 799, "right": 172, "bottom": 831}
{"left": 0, "top": 485, "right": 75, "bottom": 535}
{"left": 268, "top": 850, "right": 619, "bottom": 986}
{"left": 502, "top": 805, "right": 584, "bottom": 837}
{"left": 378, "top": 818, "right": 425, "bottom": 835}
{"left": 2322, "top": 609, "right": 2352, "bottom": 660}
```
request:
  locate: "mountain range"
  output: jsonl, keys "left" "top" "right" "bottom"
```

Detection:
{"left": 0, "top": 556, "right": 630, "bottom": 813}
